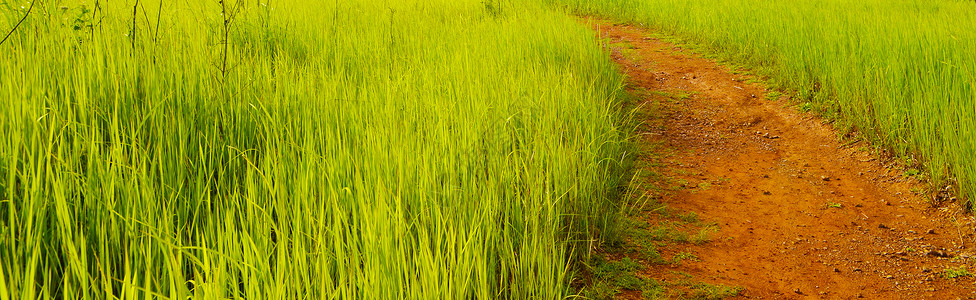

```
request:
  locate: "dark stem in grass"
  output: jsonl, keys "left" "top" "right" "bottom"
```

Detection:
{"left": 92, "top": 0, "right": 101, "bottom": 41}
{"left": 220, "top": 0, "right": 229, "bottom": 80}
{"left": 0, "top": 0, "right": 36, "bottom": 47}
{"left": 216, "top": 1, "right": 246, "bottom": 89}
{"left": 132, "top": 0, "right": 139, "bottom": 53}
{"left": 154, "top": 0, "right": 163, "bottom": 44}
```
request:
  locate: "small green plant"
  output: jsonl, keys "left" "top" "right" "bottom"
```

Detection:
{"left": 826, "top": 201, "right": 842, "bottom": 208}
{"left": 592, "top": 256, "right": 642, "bottom": 279}
{"left": 671, "top": 270, "right": 696, "bottom": 281}
{"left": 943, "top": 266, "right": 971, "bottom": 279}
{"left": 586, "top": 255, "right": 649, "bottom": 298}
{"left": 800, "top": 102, "right": 812, "bottom": 112}
{"left": 690, "top": 225, "right": 717, "bottom": 244}
{"left": 583, "top": 281, "right": 619, "bottom": 300}
{"left": 625, "top": 221, "right": 670, "bottom": 263}
{"left": 640, "top": 244, "right": 668, "bottom": 264}
{"left": 616, "top": 273, "right": 645, "bottom": 290}
{"left": 678, "top": 212, "right": 700, "bottom": 223}
{"left": 765, "top": 91, "right": 782, "bottom": 101}
{"left": 674, "top": 91, "right": 696, "bottom": 100}
{"left": 698, "top": 181, "right": 712, "bottom": 190}
{"left": 63, "top": 5, "right": 94, "bottom": 31}
{"left": 609, "top": 41, "right": 639, "bottom": 61}
{"left": 642, "top": 279, "right": 667, "bottom": 299}
{"left": 904, "top": 168, "right": 920, "bottom": 177}
{"left": 649, "top": 223, "right": 690, "bottom": 242}
{"left": 625, "top": 217, "right": 652, "bottom": 230}
{"left": 671, "top": 252, "right": 700, "bottom": 264}
{"left": 691, "top": 282, "right": 743, "bottom": 299}
{"left": 674, "top": 178, "right": 690, "bottom": 189}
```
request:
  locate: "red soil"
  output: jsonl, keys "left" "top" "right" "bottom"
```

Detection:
{"left": 592, "top": 19, "right": 976, "bottom": 299}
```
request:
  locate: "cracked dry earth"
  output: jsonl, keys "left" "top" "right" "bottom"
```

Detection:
{"left": 591, "top": 19, "right": 976, "bottom": 299}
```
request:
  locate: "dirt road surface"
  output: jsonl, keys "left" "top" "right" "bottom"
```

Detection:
{"left": 591, "top": 19, "right": 976, "bottom": 299}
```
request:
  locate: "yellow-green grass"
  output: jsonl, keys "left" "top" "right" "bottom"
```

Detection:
{"left": 0, "top": 0, "right": 630, "bottom": 298}
{"left": 554, "top": 0, "right": 976, "bottom": 205}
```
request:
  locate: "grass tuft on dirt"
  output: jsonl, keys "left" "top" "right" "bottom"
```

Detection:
{"left": 576, "top": 122, "right": 738, "bottom": 299}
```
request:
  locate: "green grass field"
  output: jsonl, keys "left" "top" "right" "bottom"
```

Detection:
{"left": 6, "top": 0, "right": 973, "bottom": 298}
{"left": 555, "top": 0, "right": 976, "bottom": 205}
{"left": 0, "top": 1, "right": 631, "bottom": 298}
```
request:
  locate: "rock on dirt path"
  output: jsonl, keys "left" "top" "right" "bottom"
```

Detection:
{"left": 590, "top": 19, "right": 976, "bottom": 299}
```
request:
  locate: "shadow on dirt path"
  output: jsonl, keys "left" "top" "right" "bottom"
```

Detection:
{"left": 589, "top": 19, "right": 976, "bottom": 299}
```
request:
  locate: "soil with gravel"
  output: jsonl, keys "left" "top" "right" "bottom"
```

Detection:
{"left": 590, "top": 19, "right": 976, "bottom": 299}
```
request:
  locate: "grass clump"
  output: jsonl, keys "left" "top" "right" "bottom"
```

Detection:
{"left": 583, "top": 255, "right": 643, "bottom": 299}
{"left": 671, "top": 252, "right": 700, "bottom": 265}
{"left": 642, "top": 279, "right": 668, "bottom": 299}
{"left": 943, "top": 266, "right": 972, "bottom": 279}
{"left": 0, "top": 0, "right": 631, "bottom": 298}
{"left": 689, "top": 283, "right": 743, "bottom": 299}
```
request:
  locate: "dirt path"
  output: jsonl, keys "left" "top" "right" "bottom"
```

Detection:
{"left": 591, "top": 20, "right": 976, "bottom": 299}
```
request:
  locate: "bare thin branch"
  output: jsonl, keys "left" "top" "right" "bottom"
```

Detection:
{"left": 0, "top": 0, "right": 37, "bottom": 47}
